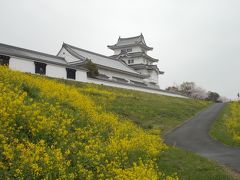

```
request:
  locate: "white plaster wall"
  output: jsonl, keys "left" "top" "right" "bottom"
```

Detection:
{"left": 87, "top": 78, "right": 188, "bottom": 99}
{"left": 114, "top": 49, "right": 121, "bottom": 55}
{"left": 58, "top": 47, "right": 81, "bottom": 63}
{"left": 122, "top": 57, "right": 153, "bottom": 65}
{"left": 99, "top": 68, "right": 144, "bottom": 82}
{"left": 46, "top": 64, "right": 66, "bottom": 79}
{"left": 46, "top": 64, "right": 87, "bottom": 82}
{"left": 132, "top": 46, "right": 143, "bottom": 53}
{"left": 135, "top": 57, "right": 145, "bottom": 64}
{"left": 149, "top": 70, "right": 159, "bottom": 83}
{"left": 76, "top": 70, "right": 87, "bottom": 82}
{"left": 7, "top": 55, "right": 187, "bottom": 99}
{"left": 9, "top": 56, "right": 87, "bottom": 83}
{"left": 9, "top": 57, "right": 35, "bottom": 73}
{"left": 136, "top": 69, "right": 149, "bottom": 75}
{"left": 113, "top": 46, "right": 143, "bottom": 55}
{"left": 131, "top": 57, "right": 142, "bottom": 64}
{"left": 122, "top": 57, "right": 145, "bottom": 65}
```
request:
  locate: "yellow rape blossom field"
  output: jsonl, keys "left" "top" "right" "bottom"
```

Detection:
{"left": 0, "top": 66, "right": 177, "bottom": 179}
{"left": 211, "top": 102, "right": 240, "bottom": 147}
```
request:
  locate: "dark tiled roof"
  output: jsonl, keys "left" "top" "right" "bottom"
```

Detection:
{"left": 116, "top": 34, "right": 143, "bottom": 46}
{"left": 63, "top": 44, "right": 86, "bottom": 61}
{"left": 129, "top": 52, "right": 158, "bottom": 62}
{"left": 129, "top": 64, "right": 164, "bottom": 75}
{"left": 112, "top": 76, "right": 128, "bottom": 83}
{"left": 112, "top": 52, "right": 159, "bottom": 62}
{"left": 62, "top": 43, "right": 147, "bottom": 78}
{"left": 0, "top": 43, "right": 87, "bottom": 71}
{"left": 96, "top": 74, "right": 110, "bottom": 79}
{"left": 0, "top": 43, "right": 67, "bottom": 65}
{"left": 109, "top": 54, "right": 119, "bottom": 59}
{"left": 108, "top": 34, "right": 153, "bottom": 51}
{"left": 130, "top": 80, "right": 147, "bottom": 86}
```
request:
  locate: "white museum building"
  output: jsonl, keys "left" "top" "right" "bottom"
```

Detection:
{"left": 0, "top": 34, "right": 186, "bottom": 98}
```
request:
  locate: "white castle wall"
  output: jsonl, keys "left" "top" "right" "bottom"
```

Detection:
{"left": 87, "top": 78, "right": 188, "bottom": 99}
{"left": 8, "top": 57, "right": 87, "bottom": 82}
{"left": 6, "top": 57, "right": 187, "bottom": 99}
{"left": 4, "top": 44, "right": 188, "bottom": 99}
{"left": 114, "top": 46, "right": 143, "bottom": 55}
{"left": 76, "top": 70, "right": 87, "bottom": 82}
{"left": 46, "top": 64, "right": 66, "bottom": 79}
{"left": 148, "top": 70, "right": 159, "bottom": 84}
{"left": 9, "top": 57, "right": 35, "bottom": 73}
{"left": 136, "top": 68, "right": 148, "bottom": 75}
{"left": 122, "top": 57, "right": 145, "bottom": 65}
{"left": 98, "top": 68, "right": 144, "bottom": 82}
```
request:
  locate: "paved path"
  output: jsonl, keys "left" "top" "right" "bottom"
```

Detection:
{"left": 165, "top": 103, "right": 240, "bottom": 172}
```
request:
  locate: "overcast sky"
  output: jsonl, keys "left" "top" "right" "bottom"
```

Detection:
{"left": 1, "top": 0, "right": 240, "bottom": 99}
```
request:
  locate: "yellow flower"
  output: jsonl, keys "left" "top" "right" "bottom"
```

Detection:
{"left": 0, "top": 66, "right": 177, "bottom": 179}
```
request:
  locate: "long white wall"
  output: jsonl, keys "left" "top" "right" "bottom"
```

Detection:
{"left": 8, "top": 56, "right": 87, "bottom": 82}
{"left": 46, "top": 64, "right": 66, "bottom": 79}
{"left": 9, "top": 57, "right": 35, "bottom": 73}
{"left": 76, "top": 70, "right": 87, "bottom": 82}
{"left": 99, "top": 68, "right": 144, "bottom": 82}
{"left": 87, "top": 78, "right": 188, "bottom": 99}
{"left": 7, "top": 56, "right": 187, "bottom": 99}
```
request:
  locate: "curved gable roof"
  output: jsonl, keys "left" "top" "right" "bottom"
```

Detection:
{"left": 0, "top": 43, "right": 67, "bottom": 65}
{"left": 62, "top": 43, "right": 144, "bottom": 77}
{"left": 108, "top": 34, "right": 153, "bottom": 50}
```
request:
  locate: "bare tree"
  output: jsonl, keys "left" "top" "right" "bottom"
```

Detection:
{"left": 179, "top": 82, "right": 195, "bottom": 96}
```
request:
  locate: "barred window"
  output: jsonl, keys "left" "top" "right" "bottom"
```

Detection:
{"left": 128, "top": 59, "right": 134, "bottom": 64}
{"left": 66, "top": 68, "right": 76, "bottom": 80}
{"left": 0, "top": 55, "right": 10, "bottom": 66}
{"left": 34, "top": 61, "right": 46, "bottom": 75}
{"left": 121, "top": 48, "right": 132, "bottom": 53}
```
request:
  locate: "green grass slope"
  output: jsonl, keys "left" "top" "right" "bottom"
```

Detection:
{"left": 57, "top": 79, "right": 236, "bottom": 179}
{"left": 58, "top": 79, "right": 210, "bottom": 134}
{"left": 0, "top": 67, "right": 169, "bottom": 179}
{"left": 0, "top": 67, "right": 235, "bottom": 179}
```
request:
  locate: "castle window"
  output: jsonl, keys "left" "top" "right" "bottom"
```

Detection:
{"left": 66, "top": 68, "right": 76, "bottom": 80}
{"left": 128, "top": 59, "right": 134, "bottom": 64}
{"left": 34, "top": 61, "right": 46, "bottom": 75}
{"left": 121, "top": 48, "right": 132, "bottom": 54}
{"left": 0, "top": 55, "right": 10, "bottom": 66}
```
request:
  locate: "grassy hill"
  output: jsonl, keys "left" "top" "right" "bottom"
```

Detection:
{"left": 57, "top": 79, "right": 209, "bottom": 134}
{"left": 0, "top": 67, "right": 235, "bottom": 179}
{"left": 59, "top": 79, "right": 237, "bottom": 179}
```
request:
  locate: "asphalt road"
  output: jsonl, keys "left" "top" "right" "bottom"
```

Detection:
{"left": 165, "top": 103, "right": 240, "bottom": 172}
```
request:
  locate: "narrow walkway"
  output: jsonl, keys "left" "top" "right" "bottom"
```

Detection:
{"left": 165, "top": 103, "right": 240, "bottom": 171}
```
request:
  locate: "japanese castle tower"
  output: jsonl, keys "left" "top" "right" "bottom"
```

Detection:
{"left": 108, "top": 34, "right": 164, "bottom": 88}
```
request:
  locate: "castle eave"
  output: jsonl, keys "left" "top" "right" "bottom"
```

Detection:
{"left": 107, "top": 44, "right": 153, "bottom": 51}
{"left": 108, "top": 34, "right": 153, "bottom": 51}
